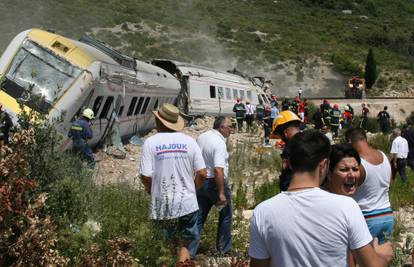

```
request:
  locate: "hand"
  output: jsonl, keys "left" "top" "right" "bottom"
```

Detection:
{"left": 217, "top": 192, "right": 227, "bottom": 207}
{"left": 373, "top": 238, "right": 393, "bottom": 263}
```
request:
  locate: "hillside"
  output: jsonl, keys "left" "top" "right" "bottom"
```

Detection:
{"left": 0, "top": 0, "right": 413, "bottom": 96}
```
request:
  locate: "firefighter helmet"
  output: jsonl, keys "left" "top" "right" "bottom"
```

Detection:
{"left": 272, "top": 110, "right": 301, "bottom": 136}
{"left": 82, "top": 108, "right": 95, "bottom": 120}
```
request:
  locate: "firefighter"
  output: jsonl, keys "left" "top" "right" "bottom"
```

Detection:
{"left": 68, "top": 108, "right": 95, "bottom": 168}
{"left": 330, "top": 104, "right": 342, "bottom": 138}
{"left": 272, "top": 111, "right": 301, "bottom": 191}
{"left": 320, "top": 99, "right": 332, "bottom": 126}
{"left": 232, "top": 97, "right": 246, "bottom": 132}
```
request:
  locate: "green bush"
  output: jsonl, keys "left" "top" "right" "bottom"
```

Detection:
{"left": 253, "top": 179, "right": 280, "bottom": 207}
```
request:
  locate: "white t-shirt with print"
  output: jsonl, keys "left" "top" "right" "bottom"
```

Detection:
{"left": 196, "top": 129, "right": 228, "bottom": 179}
{"left": 249, "top": 188, "right": 372, "bottom": 267}
{"left": 139, "top": 132, "right": 206, "bottom": 220}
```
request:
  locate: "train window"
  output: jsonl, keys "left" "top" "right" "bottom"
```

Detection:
{"left": 118, "top": 106, "right": 124, "bottom": 117}
{"left": 232, "top": 89, "right": 238, "bottom": 99}
{"left": 225, "top": 88, "right": 231, "bottom": 99}
{"left": 141, "top": 97, "right": 151, "bottom": 114}
{"left": 240, "top": 90, "right": 245, "bottom": 100}
{"left": 99, "top": 96, "right": 114, "bottom": 119}
{"left": 153, "top": 98, "right": 159, "bottom": 110}
{"left": 247, "top": 91, "right": 252, "bottom": 101}
{"left": 210, "top": 86, "right": 216, "bottom": 98}
{"left": 134, "top": 97, "right": 144, "bottom": 115}
{"left": 127, "top": 97, "right": 138, "bottom": 116}
{"left": 92, "top": 96, "right": 103, "bottom": 115}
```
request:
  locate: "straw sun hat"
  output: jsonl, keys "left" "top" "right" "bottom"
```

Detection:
{"left": 152, "top": 103, "right": 184, "bottom": 131}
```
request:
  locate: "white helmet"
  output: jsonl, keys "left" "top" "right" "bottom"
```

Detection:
{"left": 82, "top": 108, "right": 95, "bottom": 120}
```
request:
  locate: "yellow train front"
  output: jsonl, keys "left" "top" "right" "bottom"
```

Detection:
{"left": 0, "top": 29, "right": 181, "bottom": 146}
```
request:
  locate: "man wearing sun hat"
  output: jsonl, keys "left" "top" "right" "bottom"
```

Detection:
{"left": 139, "top": 103, "right": 207, "bottom": 263}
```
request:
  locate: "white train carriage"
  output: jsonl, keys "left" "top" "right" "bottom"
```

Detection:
{"left": 0, "top": 29, "right": 180, "bottom": 146}
{"left": 151, "top": 60, "right": 271, "bottom": 116}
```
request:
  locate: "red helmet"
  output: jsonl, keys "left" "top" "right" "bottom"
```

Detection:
{"left": 326, "top": 100, "right": 330, "bottom": 105}
{"left": 333, "top": 104, "right": 339, "bottom": 109}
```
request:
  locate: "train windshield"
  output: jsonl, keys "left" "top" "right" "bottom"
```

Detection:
{"left": 3, "top": 40, "right": 81, "bottom": 112}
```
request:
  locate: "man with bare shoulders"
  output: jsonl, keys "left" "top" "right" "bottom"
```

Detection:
{"left": 346, "top": 127, "right": 394, "bottom": 244}
{"left": 249, "top": 130, "right": 393, "bottom": 267}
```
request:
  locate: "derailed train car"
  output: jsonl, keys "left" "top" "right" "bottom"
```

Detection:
{"left": 0, "top": 29, "right": 180, "bottom": 146}
{"left": 152, "top": 59, "right": 272, "bottom": 116}
{"left": 0, "top": 29, "right": 272, "bottom": 145}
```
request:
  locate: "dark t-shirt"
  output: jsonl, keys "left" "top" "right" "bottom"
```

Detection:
{"left": 377, "top": 111, "right": 390, "bottom": 123}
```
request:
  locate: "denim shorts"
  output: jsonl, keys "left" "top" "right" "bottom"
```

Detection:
{"left": 363, "top": 208, "right": 394, "bottom": 244}
{"left": 154, "top": 210, "right": 200, "bottom": 242}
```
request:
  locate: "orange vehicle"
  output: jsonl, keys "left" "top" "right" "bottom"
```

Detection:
{"left": 346, "top": 76, "right": 365, "bottom": 99}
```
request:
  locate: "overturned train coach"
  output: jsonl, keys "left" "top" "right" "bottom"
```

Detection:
{"left": 0, "top": 29, "right": 271, "bottom": 146}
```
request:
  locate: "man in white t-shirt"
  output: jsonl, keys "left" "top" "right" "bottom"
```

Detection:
{"left": 189, "top": 116, "right": 233, "bottom": 258}
{"left": 139, "top": 103, "right": 207, "bottom": 263}
{"left": 245, "top": 101, "right": 256, "bottom": 133}
{"left": 391, "top": 128, "right": 409, "bottom": 182}
{"left": 249, "top": 130, "right": 393, "bottom": 267}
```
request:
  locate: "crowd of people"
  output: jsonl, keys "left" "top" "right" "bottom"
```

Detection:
{"left": 2, "top": 92, "right": 413, "bottom": 266}
{"left": 137, "top": 99, "right": 414, "bottom": 266}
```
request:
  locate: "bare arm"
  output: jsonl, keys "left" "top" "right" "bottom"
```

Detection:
{"left": 140, "top": 175, "right": 152, "bottom": 194}
{"left": 194, "top": 168, "right": 207, "bottom": 190}
{"left": 250, "top": 258, "right": 270, "bottom": 267}
{"left": 353, "top": 239, "right": 393, "bottom": 267}
{"left": 214, "top": 167, "right": 226, "bottom": 206}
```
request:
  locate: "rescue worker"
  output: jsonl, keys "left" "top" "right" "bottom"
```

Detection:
{"left": 320, "top": 99, "right": 332, "bottom": 126}
{"left": 342, "top": 105, "right": 353, "bottom": 129}
{"left": 272, "top": 111, "right": 301, "bottom": 191}
{"left": 330, "top": 104, "right": 342, "bottom": 138}
{"left": 255, "top": 100, "right": 265, "bottom": 124}
{"left": 68, "top": 108, "right": 95, "bottom": 168}
{"left": 232, "top": 97, "right": 246, "bottom": 132}
{"left": 0, "top": 102, "right": 13, "bottom": 146}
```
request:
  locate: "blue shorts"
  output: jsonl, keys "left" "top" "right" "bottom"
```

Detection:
{"left": 154, "top": 211, "right": 200, "bottom": 242}
{"left": 363, "top": 208, "right": 394, "bottom": 244}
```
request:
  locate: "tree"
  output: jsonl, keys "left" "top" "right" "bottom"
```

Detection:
{"left": 364, "top": 48, "right": 377, "bottom": 89}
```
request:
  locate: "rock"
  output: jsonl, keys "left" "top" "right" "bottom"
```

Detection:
{"left": 242, "top": 209, "right": 254, "bottom": 220}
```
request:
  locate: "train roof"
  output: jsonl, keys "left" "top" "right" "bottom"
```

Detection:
{"left": 152, "top": 59, "right": 252, "bottom": 86}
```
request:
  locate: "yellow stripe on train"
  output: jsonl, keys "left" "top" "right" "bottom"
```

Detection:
{"left": 0, "top": 90, "right": 31, "bottom": 114}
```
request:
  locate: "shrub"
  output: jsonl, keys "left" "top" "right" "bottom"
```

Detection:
{"left": 253, "top": 179, "right": 280, "bottom": 207}
{"left": 0, "top": 128, "right": 68, "bottom": 266}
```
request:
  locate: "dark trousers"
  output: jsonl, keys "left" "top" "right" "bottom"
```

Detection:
{"left": 380, "top": 122, "right": 389, "bottom": 134}
{"left": 189, "top": 179, "right": 232, "bottom": 257}
{"left": 245, "top": 114, "right": 254, "bottom": 130}
{"left": 236, "top": 118, "right": 243, "bottom": 131}
{"left": 407, "top": 153, "right": 414, "bottom": 171}
{"left": 396, "top": 158, "right": 408, "bottom": 182}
